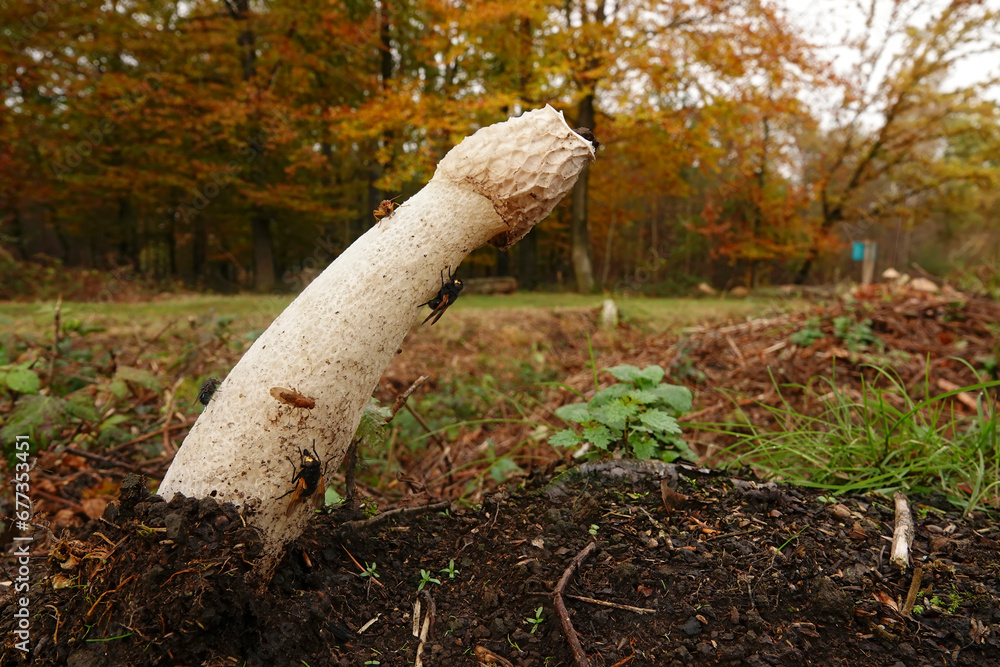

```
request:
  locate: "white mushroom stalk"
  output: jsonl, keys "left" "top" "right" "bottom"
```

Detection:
{"left": 157, "top": 106, "right": 596, "bottom": 571}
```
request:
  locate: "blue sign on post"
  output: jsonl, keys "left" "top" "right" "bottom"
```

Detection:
{"left": 851, "top": 241, "right": 865, "bottom": 262}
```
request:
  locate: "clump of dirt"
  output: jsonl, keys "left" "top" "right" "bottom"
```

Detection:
{"left": 4, "top": 466, "right": 999, "bottom": 666}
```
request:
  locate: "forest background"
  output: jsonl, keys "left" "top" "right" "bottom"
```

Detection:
{"left": 2, "top": 0, "right": 998, "bottom": 298}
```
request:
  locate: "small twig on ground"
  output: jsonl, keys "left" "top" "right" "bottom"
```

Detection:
{"left": 161, "top": 377, "right": 184, "bottom": 456}
{"left": 339, "top": 500, "right": 450, "bottom": 533}
{"left": 392, "top": 375, "right": 430, "bottom": 417}
{"left": 32, "top": 490, "right": 86, "bottom": 513}
{"left": 129, "top": 317, "right": 179, "bottom": 366}
{"left": 404, "top": 403, "right": 444, "bottom": 446}
{"left": 554, "top": 541, "right": 597, "bottom": 667}
{"left": 902, "top": 564, "right": 923, "bottom": 615}
{"left": 413, "top": 589, "right": 436, "bottom": 667}
{"left": 341, "top": 545, "right": 386, "bottom": 588}
{"left": 48, "top": 295, "right": 62, "bottom": 387}
{"left": 108, "top": 419, "right": 196, "bottom": 454}
{"left": 890, "top": 490, "right": 914, "bottom": 570}
{"left": 344, "top": 376, "right": 430, "bottom": 504}
{"left": 63, "top": 446, "right": 148, "bottom": 475}
{"left": 474, "top": 645, "right": 515, "bottom": 667}
{"left": 344, "top": 438, "right": 359, "bottom": 505}
{"left": 565, "top": 594, "right": 655, "bottom": 614}
{"left": 609, "top": 655, "right": 635, "bottom": 667}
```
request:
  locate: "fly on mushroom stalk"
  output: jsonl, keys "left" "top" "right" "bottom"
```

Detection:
{"left": 270, "top": 386, "right": 316, "bottom": 410}
{"left": 373, "top": 195, "right": 402, "bottom": 226}
{"left": 574, "top": 127, "right": 600, "bottom": 151}
{"left": 195, "top": 377, "right": 221, "bottom": 407}
{"left": 419, "top": 266, "right": 464, "bottom": 325}
{"left": 278, "top": 442, "right": 324, "bottom": 516}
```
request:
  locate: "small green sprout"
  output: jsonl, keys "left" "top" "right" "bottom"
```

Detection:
{"left": 440, "top": 559, "right": 459, "bottom": 579}
{"left": 526, "top": 606, "right": 544, "bottom": 633}
{"left": 417, "top": 569, "right": 441, "bottom": 591}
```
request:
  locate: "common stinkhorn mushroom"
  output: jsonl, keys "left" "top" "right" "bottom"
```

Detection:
{"left": 157, "top": 106, "right": 596, "bottom": 574}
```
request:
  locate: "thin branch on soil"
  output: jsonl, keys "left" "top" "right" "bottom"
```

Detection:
{"left": 343, "top": 438, "right": 359, "bottom": 505}
{"left": 340, "top": 546, "right": 386, "bottom": 588}
{"left": 474, "top": 646, "right": 515, "bottom": 666}
{"left": 392, "top": 375, "right": 430, "bottom": 417}
{"left": 554, "top": 541, "right": 597, "bottom": 667}
{"left": 64, "top": 446, "right": 148, "bottom": 475}
{"left": 902, "top": 564, "right": 923, "bottom": 615}
{"left": 565, "top": 594, "right": 656, "bottom": 614}
{"left": 32, "top": 489, "right": 86, "bottom": 513}
{"left": 128, "top": 317, "right": 179, "bottom": 366}
{"left": 890, "top": 491, "right": 914, "bottom": 569}
{"left": 338, "top": 500, "right": 450, "bottom": 533}
{"left": 108, "top": 419, "right": 196, "bottom": 454}
{"left": 161, "top": 378, "right": 184, "bottom": 456}
{"left": 48, "top": 295, "right": 62, "bottom": 387}
{"left": 413, "top": 589, "right": 435, "bottom": 667}
{"left": 343, "top": 375, "right": 431, "bottom": 504}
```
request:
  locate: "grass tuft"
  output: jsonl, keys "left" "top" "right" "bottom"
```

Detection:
{"left": 703, "top": 363, "right": 1000, "bottom": 515}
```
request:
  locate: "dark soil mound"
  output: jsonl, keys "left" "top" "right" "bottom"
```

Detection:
{"left": 3, "top": 464, "right": 999, "bottom": 666}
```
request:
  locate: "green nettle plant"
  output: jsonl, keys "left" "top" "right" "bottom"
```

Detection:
{"left": 550, "top": 365, "right": 696, "bottom": 462}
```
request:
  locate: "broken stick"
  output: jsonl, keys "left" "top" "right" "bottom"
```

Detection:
{"left": 554, "top": 541, "right": 597, "bottom": 667}
{"left": 890, "top": 490, "right": 914, "bottom": 570}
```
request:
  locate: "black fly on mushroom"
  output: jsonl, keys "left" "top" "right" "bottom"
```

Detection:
{"left": 194, "top": 377, "right": 221, "bottom": 408}
{"left": 419, "top": 266, "right": 464, "bottom": 325}
{"left": 573, "top": 127, "right": 600, "bottom": 151}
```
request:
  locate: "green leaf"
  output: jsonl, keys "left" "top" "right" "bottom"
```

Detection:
{"left": 107, "top": 379, "right": 129, "bottom": 399}
{"left": 0, "top": 394, "right": 87, "bottom": 450}
{"left": 659, "top": 449, "right": 681, "bottom": 462}
{"left": 4, "top": 367, "right": 41, "bottom": 394}
{"left": 582, "top": 424, "right": 615, "bottom": 450}
{"left": 628, "top": 432, "right": 658, "bottom": 460}
{"left": 658, "top": 434, "right": 698, "bottom": 462}
{"left": 356, "top": 399, "right": 391, "bottom": 446}
{"left": 605, "top": 365, "right": 642, "bottom": 383}
{"left": 591, "top": 401, "right": 637, "bottom": 431}
{"left": 488, "top": 456, "right": 524, "bottom": 483}
{"left": 648, "top": 384, "right": 693, "bottom": 413}
{"left": 99, "top": 414, "right": 131, "bottom": 432}
{"left": 115, "top": 366, "right": 163, "bottom": 393}
{"left": 549, "top": 429, "right": 582, "bottom": 448}
{"left": 626, "top": 389, "right": 662, "bottom": 405}
{"left": 555, "top": 402, "right": 592, "bottom": 423}
{"left": 590, "top": 383, "right": 631, "bottom": 406}
{"left": 639, "top": 410, "right": 682, "bottom": 434}
{"left": 634, "top": 365, "right": 665, "bottom": 389}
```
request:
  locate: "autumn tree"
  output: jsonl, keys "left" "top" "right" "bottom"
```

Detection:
{"left": 794, "top": 0, "right": 1000, "bottom": 283}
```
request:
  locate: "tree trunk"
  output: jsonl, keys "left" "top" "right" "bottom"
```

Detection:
{"left": 519, "top": 231, "right": 538, "bottom": 289}
{"left": 252, "top": 212, "right": 275, "bottom": 291}
{"left": 157, "top": 107, "right": 595, "bottom": 578}
{"left": 570, "top": 94, "right": 596, "bottom": 292}
{"left": 229, "top": 0, "right": 277, "bottom": 290}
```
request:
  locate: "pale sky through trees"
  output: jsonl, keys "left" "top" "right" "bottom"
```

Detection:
{"left": 776, "top": 0, "right": 1000, "bottom": 103}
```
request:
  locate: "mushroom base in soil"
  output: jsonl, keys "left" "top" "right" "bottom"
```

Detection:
{"left": 156, "top": 106, "right": 597, "bottom": 575}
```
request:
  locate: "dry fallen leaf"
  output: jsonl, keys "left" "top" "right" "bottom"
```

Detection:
{"left": 660, "top": 479, "right": 688, "bottom": 512}
{"left": 81, "top": 498, "right": 108, "bottom": 520}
